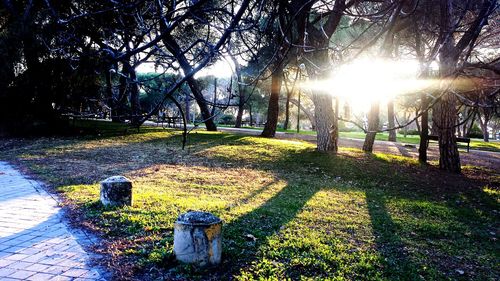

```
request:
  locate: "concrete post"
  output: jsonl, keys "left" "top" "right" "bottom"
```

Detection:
{"left": 173, "top": 211, "right": 222, "bottom": 267}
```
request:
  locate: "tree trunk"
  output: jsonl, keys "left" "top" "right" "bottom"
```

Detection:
{"left": 161, "top": 33, "right": 217, "bottom": 131}
{"left": 418, "top": 93, "right": 429, "bottom": 163}
{"left": 289, "top": 99, "right": 315, "bottom": 129}
{"left": 105, "top": 69, "right": 115, "bottom": 120}
{"left": 312, "top": 91, "right": 337, "bottom": 152}
{"left": 211, "top": 77, "right": 217, "bottom": 116}
{"left": 185, "top": 94, "right": 190, "bottom": 123}
{"left": 235, "top": 102, "right": 244, "bottom": 128}
{"left": 261, "top": 67, "right": 283, "bottom": 137}
{"left": 126, "top": 62, "right": 141, "bottom": 124}
{"left": 283, "top": 89, "right": 291, "bottom": 130}
{"left": 114, "top": 66, "right": 129, "bottom": 122}
{"left": 387, "top": 99, "right": 397, "bottom": 141}
{"left": 415, "top": 110, "right": 421, "bottom": 133}
{"left": 307, "top": 50, "right": 338, "bottom": 152}
{"left": 466, "top": 110, "right": 476, "bottom": 136}
{"left": 22, "top": 31, "right": 55, "bottom": 122}
{"left": 434, "top": 92, "right": 461, "bottom": 173}
{"left": 434, "top": 33, "right": 461, "bottom": 172}
{"left": 232, "top": 56, "right": 245, "bottom": 128}
{"left": 363, "top": 101, "right": 380, "bottom": 152}
{"left": 478, "top": 112, "right": 490, "bottom": 142}
{"left": 249, "top": 104, "right": 253, "bottom": 127}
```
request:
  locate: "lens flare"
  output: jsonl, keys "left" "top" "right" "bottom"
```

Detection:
{"left": 300, "top": 58, "right": 440, "bottom": 110}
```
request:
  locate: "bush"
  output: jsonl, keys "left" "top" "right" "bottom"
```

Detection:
{"left": 339, "top": 121, "right": 362, "bottom": 132}
{"left": 219, "top": 114, "right": 235, "bottom": 125}
{"left": 467, "top": 124, "right": 483, "bottom": 139}
{"left": 400, "top": 129, "right": 420, "bottom": 135}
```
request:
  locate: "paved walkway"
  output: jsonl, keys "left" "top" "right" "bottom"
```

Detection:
{"left": 0, "top": 162, "right": 104, "bottom": 281}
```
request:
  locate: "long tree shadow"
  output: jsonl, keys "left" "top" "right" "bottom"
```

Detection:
{"left": 222, "top": 179, "right": 320, "bottom": 260}
{"left": 365, "top": 190, "right": 420, "bottom": 280}
{"left": 3, "top": 129, "right": 498, "bottom": 280}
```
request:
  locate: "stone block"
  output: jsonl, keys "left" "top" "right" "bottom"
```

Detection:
{"left": 100, "top": 176, "right": 132, "bottom": 206}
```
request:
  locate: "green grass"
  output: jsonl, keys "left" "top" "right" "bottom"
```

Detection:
{"left": 340, "top": 131, "right": 500, "bottom": 152}
{"left": 1, "top": 121, "right": 498, "bottom": 280}
{"left": 339, "top": 131, "right": 421, "bottom": 144}
{"left": 218, "top": 125, "right": 500, "bottom": 152}
{"left": 217, "top": 124, "right": 317, "bottom": 135}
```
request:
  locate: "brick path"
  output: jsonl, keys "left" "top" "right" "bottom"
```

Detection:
{"left": 0, "top": 162, "right": 105, "bottom": 281}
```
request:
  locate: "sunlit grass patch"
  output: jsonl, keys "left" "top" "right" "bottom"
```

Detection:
{"left": 372, "top": 152, "right": 418, "bottom": 165}
{"left": 197, "top": 136, "right": 313, "bottom": 164}
{"left": 469, "top": 140, "right": 500, "bottom": 152}
{"left": 482, "top": 187, "right": 499, "bottom": 198}
{"left": 1, "top": 125, "right": 498, "bottom": 280}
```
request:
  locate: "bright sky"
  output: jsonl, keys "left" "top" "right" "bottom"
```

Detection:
{"left": 302, "top": 58, "right": 437, "bottom": 112}
{"left": 136, "top": 58, "right": 235, "bottom": 78}
{"left": 138, "top": 56, "right": 440, "bottom": 115}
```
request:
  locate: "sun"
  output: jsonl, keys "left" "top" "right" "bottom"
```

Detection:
{"left": 302, "top": 58, "right": 436, "bottom": 112}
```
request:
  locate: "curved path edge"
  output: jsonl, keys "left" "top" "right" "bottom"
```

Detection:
{"left": 0, "top": 161, "right": 109, "bottom": 281}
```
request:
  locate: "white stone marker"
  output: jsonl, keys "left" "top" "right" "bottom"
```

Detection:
{"left": 100, "top": 176, "right": 133, "bottom": 206}
{"left": 173, "top": 211, "right": 222, "bottom": 267}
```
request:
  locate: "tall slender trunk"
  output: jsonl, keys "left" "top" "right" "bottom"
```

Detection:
{"left": 283, "top": 90, "right": 291, "bottom": 130}
{"left": 435, "top": 31, "right": 461, "bottom": 172}
{"left": 249, "top": 104, "right": 253, "bottom": 127}
{"left": 23, "top": 31, "right": 54, "bottom": 121}
{"left": 235, "top": 101, "right": 244, "bottom": 128}
{"left": 211, "top": 77, "right": 217, "bottom": 116}
{"left": 363, "top": 101, "right": 380, "bottom": 152}
{"left": 261, "top": 67, "right": 283, "bottom": 137}
{"left": 466, "top": 110, "right": 476, "bottom": 136}
{"left": 185, "top": 94, "right": 190, "bottom": 123}
{"left": 105, "top": 69, "right": 115, "bottom": 119}
{"left": 435, "top": 36, "right": 460, "bottom": 172}
{"left": 415, "top": 110, "right": 421, "bottom": 133}
{"left": 231, "top": 56, "right": 245, "bottom": 128}
{"left": 418, "top": 93, "right": 429, "bottom": 163}
{"left": 387, "top": 99, "right": 397, "bottom": 141}
{"left": 289, "top": 99, "right": 315, "bottom": 129}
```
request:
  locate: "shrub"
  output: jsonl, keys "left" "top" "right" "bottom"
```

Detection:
{"left": 467, "top": 124, "right": 483, "bottom": 139}
{"left": 219, "top": 114, "right": 235, "bottom": 125}
{"left": 401, "top": 129, "right": 420, "bottom": 135}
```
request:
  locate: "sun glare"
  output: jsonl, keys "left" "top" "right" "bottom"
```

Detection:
{"left": 302, "top": 58, "right": 436, "bottom": 111}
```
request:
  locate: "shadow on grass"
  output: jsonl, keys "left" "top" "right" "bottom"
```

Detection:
{"left": 365, "top": 191, "right": 420, "bottom": 280}
{"left": 220, "top": 181, "right": 321, "bottom": 275}
{"left": 3, "top": 127, "right": 499, "bottom": 280}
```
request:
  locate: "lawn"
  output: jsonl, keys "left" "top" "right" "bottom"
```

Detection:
{"left": 218, "top": 125, "right": 500, "bottom": 153}
{"left": 339, "top": 132, "right": 500, "bottom": 153}
{"left": 0, "top": 124, "right": 498, "bottom": 280}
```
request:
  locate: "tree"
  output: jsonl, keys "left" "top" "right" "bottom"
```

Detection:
{"left": 301, "top": 0, "right": 347, "bottom": 152}
{"left": 432, "top": 0, "right": 497, "bottom": 173}
{"left": 260, "top": 1, "right": 289, "bottom": 138}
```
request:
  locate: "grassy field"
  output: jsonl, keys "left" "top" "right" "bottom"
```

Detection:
{"left": 339, "top": 132, "right": 500, "bottom": 152}
{"left": 1, "top": 124, "right": 499, "bottom": 280}
{"left": 218, "top": 125, "right": 500, "bottom": 152}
